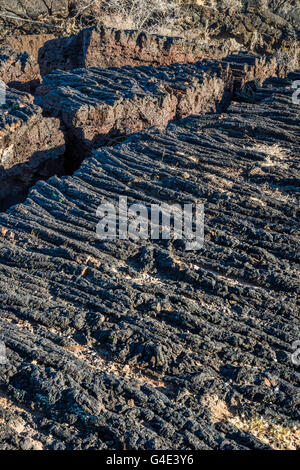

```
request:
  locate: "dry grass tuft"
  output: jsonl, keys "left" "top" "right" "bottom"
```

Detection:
{"left": 230, "top": 415, "right": 300, "bottom": 450}
{"left": 247, "top": 142, "right": 291, "bottom": 168}
{"left": 202, "top": 393, "right": 300, "bottom": 450}
{"left": 71, "top": 0, "right": 243, "bottom": 37}
{"left": 201, "top": 393, "right": 232, "bottom": 422}
{"left": 72, "top": 0, "right": 183, "bottom": 35}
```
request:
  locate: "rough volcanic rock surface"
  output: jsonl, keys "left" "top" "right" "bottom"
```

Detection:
{"left": 36, "top": 52, "right": 284, "bottom": 167}
{"left": 222, "top": 51, "right": 282, "bottom": 85}
{"left": 0, "top": 1, "right": 298, "bottom": 61}
{"left": 268, "top": 0, "right": 300, "bottom": 27}
{"left": 182, "top": 2, "right": 299, "bottom": 56}
{"left": 37, "top": 25, "right": 289, "bottom": 80}
{"left": 38, "top": 26, "right": 232, "bottom": 76}
{"left": 0, "top": 72, "right": 299, "bottom": 450}
{"left": 0, "top": 0, "right": 69, "bottom": 21}
{"left": 2, "top": 34, "right": 55, "bottom": 61}
{"left": 0, "top": 88, "right": 65, "bottom": 210}
{"left": 36, "top": 60, "right": 231, "bottom": 166}
{"left": 0, "top": 0, "right": 69, "bottom": 38}
{"left": 0, "top": 45, "right": 41, "bottom": 92}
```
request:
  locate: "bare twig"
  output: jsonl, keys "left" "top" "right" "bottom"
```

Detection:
{"left": 0, "top": 12, "right": 63, "bottom": 28}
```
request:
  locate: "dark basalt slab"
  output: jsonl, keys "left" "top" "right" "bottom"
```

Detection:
{"left": 0, "top": 72, "right": 299, "bottom": 450}
{"left": 180, "top": 1, "right": 299, "bottom": 56}
{"left": 38, "top": 25, "right": 232, "bottom": 77}
{"left": 0, "top": 0, "right": 69, "bottom": 21}
{"left": 36, "top": 60, "right": 232, "bottom": 167}
{"left": 38, "top": 26, "right": 290, "bottom": 80}
{"left": 0, "top": 45, "right": 41, "bottom": 93}
{"left": 35, "top": 52, "right": 284, "bottom": 170}
{"left": 0, "top": 88, "right": 65, "bottom": 210}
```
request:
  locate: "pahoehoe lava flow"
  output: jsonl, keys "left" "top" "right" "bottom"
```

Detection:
{"left": 0, "top": 0, "right": 299, "bottom": 452}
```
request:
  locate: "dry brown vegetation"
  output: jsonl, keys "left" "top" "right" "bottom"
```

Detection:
{"left": 202, "top": 394, "right": 300, "bottom": 450}
{"left": 72, "top": 0, "right": 183, "bottom": 36}
{"left": 70, "top": 0, "right": 243, "bottom": 37}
